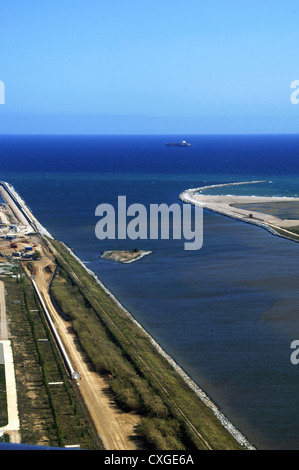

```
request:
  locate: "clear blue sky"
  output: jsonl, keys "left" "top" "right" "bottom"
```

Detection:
{"left": 0, "top": 0, "right": 299, "bottom": 134}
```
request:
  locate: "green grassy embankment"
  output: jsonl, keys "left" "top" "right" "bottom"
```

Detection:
{"left": 46, "top": 236, "right": 246, "bottom": 451}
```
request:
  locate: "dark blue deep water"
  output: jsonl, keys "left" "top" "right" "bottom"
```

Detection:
{"left": 2, "top": 134, "right": 299, "bottom": 449}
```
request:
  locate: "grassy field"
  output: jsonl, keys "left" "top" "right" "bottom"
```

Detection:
{"left": 47, "top": 236, "right": 246, "bottom": 451}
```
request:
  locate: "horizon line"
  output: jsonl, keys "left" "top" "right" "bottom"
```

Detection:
{"left": 0, "top": 132, "right": 298, "bottom": 137}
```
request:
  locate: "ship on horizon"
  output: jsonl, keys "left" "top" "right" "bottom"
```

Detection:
{"left": 165, "top": 140, "right": 191, "bottom": 147}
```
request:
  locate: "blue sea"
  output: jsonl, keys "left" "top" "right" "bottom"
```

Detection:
{"left": 1, "top": 134, "right": 299, "bottom": 450}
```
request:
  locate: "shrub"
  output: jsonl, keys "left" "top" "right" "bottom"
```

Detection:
{"left": 136, "top": 418, "right": 186, "bottom": 450}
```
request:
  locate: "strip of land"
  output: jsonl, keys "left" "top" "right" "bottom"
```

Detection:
{"left": 179, "top": 181, "right": 299, "bottom": 243}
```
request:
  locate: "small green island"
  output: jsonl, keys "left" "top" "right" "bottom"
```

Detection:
{"left": 100, "top": 249, "right": 153, "bottom": 264}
